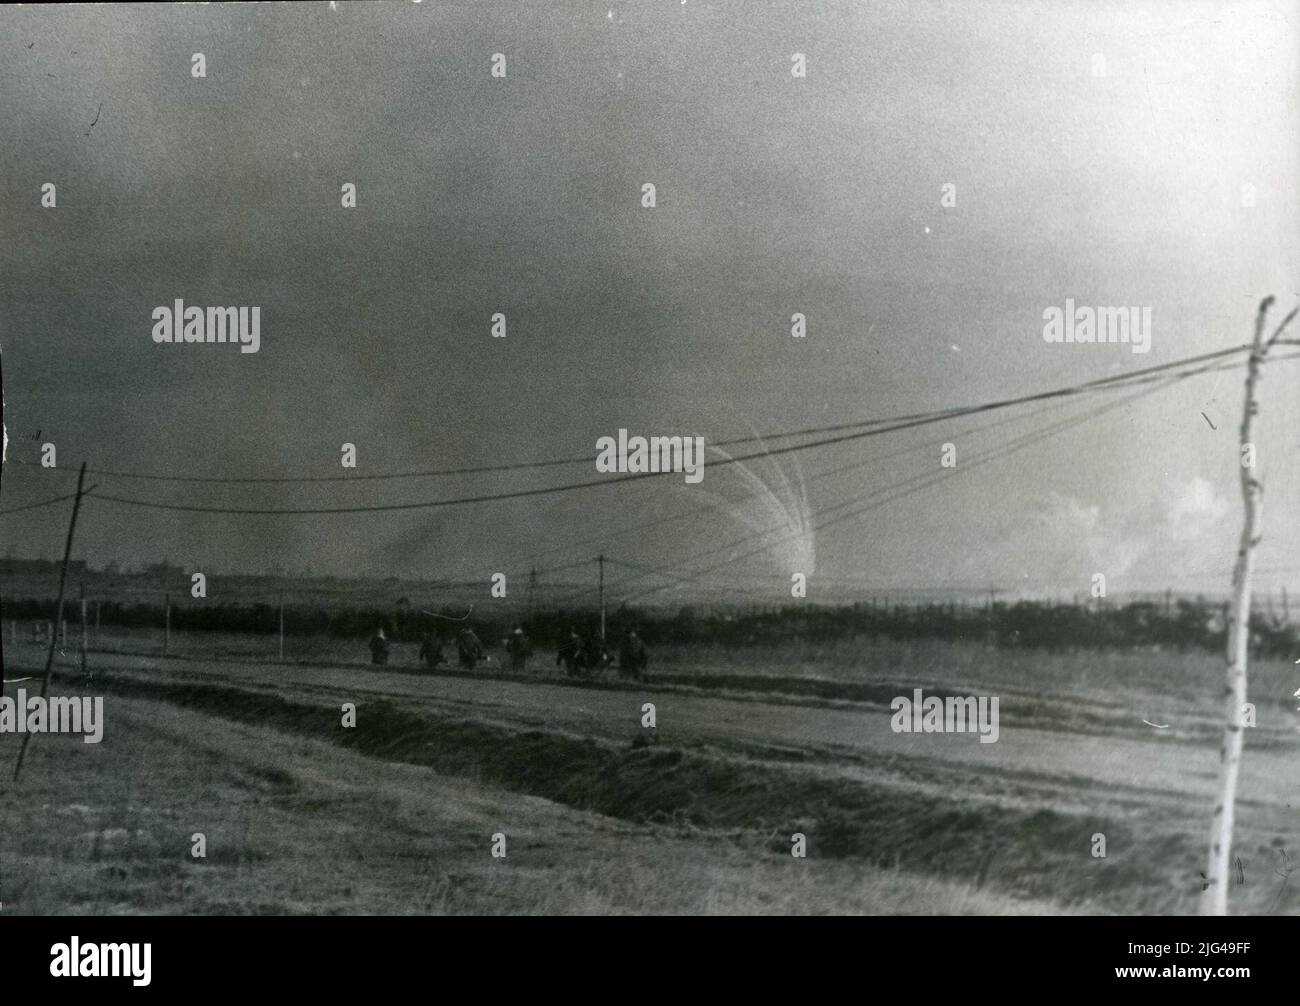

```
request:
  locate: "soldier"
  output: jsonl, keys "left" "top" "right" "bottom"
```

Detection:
{"left": 418, "top": 631, "right": 444, "bottom": 671}
{"left": 368, "top": 626, "right": 389, "bottom": 666}
{"left": 556, "top": 629, "right": 584, "bottom": 678}
{"left": 618, "top": 629, "right": 648, "bottom": 681}
{"left": 456, "top": 627, "right": 484, "bottom": 670}
{"left": 584, "top": 634, "right": 610, "bottom": 676}
{"left": 505, "top": 626, "right": 531, "bottom": 673}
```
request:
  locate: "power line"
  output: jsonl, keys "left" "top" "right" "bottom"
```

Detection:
{"left": 0, "top": 488, "right": 96, "bottom": 517}
{"left": 0, "top": 491, "right": 84, "bottom": 516}
{"left": 524, "top": 345, "right": 1284, "bottom": 571}
{"left": 79, "top": 347, "right": 1267, "bottom": 516}
{"left": 510, "top": 383, "right": 1093, "bottom": 572}
{"left": 12, "top": 409, "right": 945, "bottom": 485}
{"left": 611, "top": 374, "right": 1201, "bottom": 605}
{"left": 13, "top": 341, "right": 1255, "bottom": 487}
{"left": 564, "top": 385, "right": 1166, "bottom": 607}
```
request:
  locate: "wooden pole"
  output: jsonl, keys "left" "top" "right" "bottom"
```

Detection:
{"left": 598, "top": 554, "right": 605, "bottom": 643}
{"left": 79, "top": 581, "right": 87, "bottom": 679}
{"left": 95, "top": 600, "right": 100, "bottom": 644}
{"left": 164, "top": 593, "right": 170, "bottom": 657}
{"left": 278, "top": 591, "right": 285, "bottom": 661}
{"left": 14, "top": 463, "right": 89, "bottom": 781}
{"left": 0, "top": 345, "right": 4, "bottom": 698}
{"left": 1200, "top": 297, "right": 1274, "bottom": 915}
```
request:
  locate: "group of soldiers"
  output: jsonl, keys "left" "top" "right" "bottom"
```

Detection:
{"left": 367, "top": 624, "right": 648, "bottom": 680}
{"left": 553, "top": 627, "right": 648, "bottom": 680}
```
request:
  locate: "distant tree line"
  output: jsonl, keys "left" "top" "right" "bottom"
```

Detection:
{"left": 3, "top": 595, "right": 1296, "bottom": 658}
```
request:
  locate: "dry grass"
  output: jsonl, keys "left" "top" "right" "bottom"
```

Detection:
{"left": 5, "top": 630, "right": 1294, "bottom": 916}
{"left": 0, "top": 691, "right": 1076, "bottom": 915}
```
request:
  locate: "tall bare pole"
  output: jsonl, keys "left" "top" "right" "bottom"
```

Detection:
{"left": 79, "top": 580, "right": 87, "bottom": 679}
{"left": 1199, "top": 297, "right": 1290, "bottom": 915}
{"left": 598, "top": 554, "right": 605, "bottom": 643}
{"left": 164, "top": 593, "right": 170, "bottom": 657}
{"left": 278, "top": 591, "right": 285, "bottom": 661}
{"left": 14, "top": 463, "right": 89, "bottom": 782}
{"left": 0, "top": 344, "right": 5, "bottom": 699}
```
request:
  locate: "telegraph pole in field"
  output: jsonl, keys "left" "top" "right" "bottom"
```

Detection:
{"left": 79, "top": 580, "right": 87, "bottom": 680}
{"left": 1200, "top": 296, "right": 1297, "bottom": 915}
{"left": 598, "top": 554, "right": 605, "bottom": 643}
{"left": 14, "top": 463, "right": 91, "bottom": 781}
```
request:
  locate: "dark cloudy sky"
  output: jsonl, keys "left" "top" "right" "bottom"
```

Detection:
{"left": 1, "top": 1, "right": 1297, "bottom": 602}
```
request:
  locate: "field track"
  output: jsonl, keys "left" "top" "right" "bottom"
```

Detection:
{"left": 5, "top": 643, "right": 1298, "bottom": 914}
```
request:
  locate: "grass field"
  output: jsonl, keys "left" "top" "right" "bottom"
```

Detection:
{"left": 2, "top": 627, "right": 1296, "bottom": 915}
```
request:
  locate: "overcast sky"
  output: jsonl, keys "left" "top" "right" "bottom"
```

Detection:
{"left": 1, "top": 1, "right": 1297, "bottom": 603}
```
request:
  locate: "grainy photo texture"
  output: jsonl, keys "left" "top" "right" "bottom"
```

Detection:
{"left": 0, "top": 1, "right": 1297, "bottom": 921}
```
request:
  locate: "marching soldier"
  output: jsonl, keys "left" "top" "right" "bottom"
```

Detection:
{"left": 556, "top": 629, "right": 584, "bottom": 678}
{"left": 456, "top": 627, "right": 484, "bottom": 670}
{"left": 619, "top": 629, "right": 648, "bottom": 681}
{"left": 368, "top": 626, "right": 390, "bottom": 666}
{"left": 418, "top": 631, "right": 445, "bottom": 671}
{"left": 505, "top": 626, "right": 531, "bottom": 672}
{"left": 584, "top": 634, "right": 611, "bottom": 675}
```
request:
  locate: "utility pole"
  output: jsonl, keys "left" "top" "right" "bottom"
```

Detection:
{"left": 79, "top": 581, "right": 87, "bottom": 680}
{"left": 14, "top": 462, "right": 90, "bottom": 781}
{"left": 164, "top": 593, "right": 170, "bottom": 657}
{"left": 598, "top": 554, "right": 605, "bottom": 644}
{"left": 526, "top": 566, "right": 538, "bottom": 623}
{"left": 278, "top": 591, "right": 285, "bottom": 661}
{"left": 1200, "top": 296, "right": 1295, "bottom": 916}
